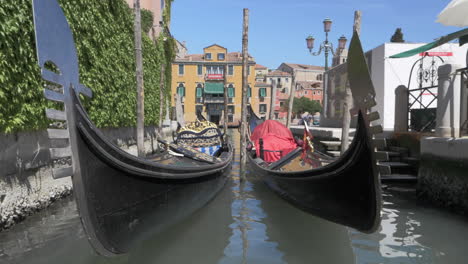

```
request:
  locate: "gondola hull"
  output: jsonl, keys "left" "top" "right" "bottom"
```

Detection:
{"left": 71, "top": 93, "right": 233, "bottom": 256}
{"left": 32, "top": 0, "right": 233, "bottom": 256}
{"left": 248, "top": 112, "right": 380, "bottom": 233}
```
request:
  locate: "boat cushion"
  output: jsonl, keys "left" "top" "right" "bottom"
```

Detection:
{"left": 196, "top": 145, "right": 221, "bottom": 156}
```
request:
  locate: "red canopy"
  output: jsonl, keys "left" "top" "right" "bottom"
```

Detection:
{"left": 250, "top": 120, "right": 297, "bottom": 163}
{"left": 251, "top": 120, "right": 294, "bottom": 141}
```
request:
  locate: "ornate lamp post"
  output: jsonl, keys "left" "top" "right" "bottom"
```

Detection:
{"left": 306, "top": 18, "right": 347, "bottom": 118}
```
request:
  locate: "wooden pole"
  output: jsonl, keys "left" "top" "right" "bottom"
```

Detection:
{"left": 340, "top": 10, "right": 361, "bottom": 155}
{"left": 269, "top": 80, "right": 277, "bottom": 120}
{"left": 134, "top": 0, "right": 145, "bottom": 157}
{"left": 223, "top": 64, "right": 229, "bottom": 135}
{"left": 158, "top": 63, "right": 166, "bottom": 131}
{"left": 240, "top": 8, "right": 250, "bottom": 177}
{"left": 286, "top": 70, "right": 296, "bottom": 128}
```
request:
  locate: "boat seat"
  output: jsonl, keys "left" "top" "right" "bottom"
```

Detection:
{"left": 267, "top": 147, "right": 303, "bottom": 170}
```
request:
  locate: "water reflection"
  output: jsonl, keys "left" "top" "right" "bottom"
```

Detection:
{"left": 1, "top": 130, "right": 468, "bottom": 264}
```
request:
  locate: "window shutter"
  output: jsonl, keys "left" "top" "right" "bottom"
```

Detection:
{"left": 196, "top": 87, "right": 202, "bottom": 97}
{"left": 228, "top": 87, "right": 234, "bottom": 97}
{"left": 248, "top": 87, "right": 251, "bottom": 97}
{"left": 260, "top": 88, "right": 266, "bottom": 97}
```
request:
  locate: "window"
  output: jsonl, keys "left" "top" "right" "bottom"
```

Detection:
{"left": 317, "top": 74, "right": 322, "bottom": 81}
{"left": 206, "top": 65, "right": 224, "bottom": 75}
{"left": 277, "top": 77, "right": 281, "bottom": 83}
{"left": 228, "top": 105, "right": 235, "bottom": 114}
{"left": 197, "top": 65, "right": 203, "bottom": 75}
{"left": 280, "top": 101, "right": 284, "bottom": 107}
{"left": 196, "top": 85, "right": 203, "bottom": 98}
{"left": 248, "top": 86, "right": 252, "bottom": 97}
{"left": 177, "top": 83, "right": 185, "bottom": 97}
{"left": 259, "top": 104, "right": 267, "bottom": 113}
{"left": 259, "top": 87, "right": 266, "bottom": 97}
{"left": 285, "top": 78, "right": 289, "bottom": 82}
{"left": 305, "top": 91, "right": 308, "bottom": 95}
{"left": 228, "top": 65, "right": 234, "bottom": 75}
{"left": 270, "top": 78, "right": 273, "bottom": 82}
{"left": 205, "top": 53, "right": 212, "bottom": 60}
{"left": 228, "top": 84, "right": 235, "bottom": 98}
{"left": 217, "top": 53, "right": 225, "bottom": 60}
{"left": 178, "top": 64, "right": 184, "bottom": 75}
{"left": 228, "top": 115, "right": 234, "bottom": 122}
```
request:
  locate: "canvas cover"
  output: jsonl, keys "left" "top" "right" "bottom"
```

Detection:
{"left": 251, "top": 120, "right": 297, "bottom": 163}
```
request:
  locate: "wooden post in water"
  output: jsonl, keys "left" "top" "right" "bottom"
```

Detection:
{"left": 134, "top": 0, "right": 145, "bottom": 157}
{"left": 340, "top": 10, "right": 361, "bottom": 155}
{"left": 240, "top": 8, "right": 250, "bottom": 178}
{"left": 158, "top": 63, "right": 166, "bottom": 131}
{"left": 269, "top": 80, "right": 277, "bottom": 120}
{"left": 286, "top": 70, "right": 296, "bottom": 128}
{"left": 223, "top": 64, "right": 229, "bottom": 135}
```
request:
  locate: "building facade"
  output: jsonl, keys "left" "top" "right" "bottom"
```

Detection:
{"left": 322, "top": 42, "right": 468, "bottom": 131}
{"left": 171, "top": 44, "right": 262, "bottom": 125}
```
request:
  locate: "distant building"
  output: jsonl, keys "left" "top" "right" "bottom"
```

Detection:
{"left": 255, "top": 64, "right": 268, "bottom": 82}
{"left": 277, "top": 63, "right": 325, "bottom": 82}
{"left": 295, "top": 81, "right": 323, "bottom": 104}
{"left": 171, "top": 44, "right": 265, "bottom": 124}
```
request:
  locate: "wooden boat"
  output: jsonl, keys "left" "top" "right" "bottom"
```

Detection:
{"left": 32, "top": 0, "right": 233, "bottom": 256}
{"left": 247, "top": 31, "right": 382, "bottom": 233}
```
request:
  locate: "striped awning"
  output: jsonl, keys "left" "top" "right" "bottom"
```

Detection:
{"left": 204, "top": 82, "right": 224, "bottom": 94}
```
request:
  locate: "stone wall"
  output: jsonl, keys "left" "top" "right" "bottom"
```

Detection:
{"left": 0, "top": 125, "right": 174, "bottom": 230}
{"left": 418, "top": 137, "right": 468, "bottom": 214}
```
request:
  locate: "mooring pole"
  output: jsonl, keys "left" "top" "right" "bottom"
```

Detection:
{"left": 340, "top": 10, "right": 361, "bottom": 155}
{"left": 158, "top": 63, "right": 166, "bottom": 132}
{"left": 134, "top": 0, "right": 145, "bottom": 157}
{"left": 269, "top": 80, "right": 277, "bottom": 120}
{"left": 240, "top": 8, "right": 250, "bottom": 179}
{"left": 286, "top": 70, "right": 296, "bottom": 128}
{"left": 223, "top": 64, "right": 229, "bottom": 135}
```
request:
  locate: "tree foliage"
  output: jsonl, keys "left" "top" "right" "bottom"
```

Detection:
{"left": 390, "top": 28, "right": 405, "bottom": 43}
{"left": 141, "top": 9, "right": 154, "bottom": 34}
{"left": 283, "top": 97, "right": 322, "bottom": 116}
{"left": 0, "top": 0, "right": 176, "bottom": 133}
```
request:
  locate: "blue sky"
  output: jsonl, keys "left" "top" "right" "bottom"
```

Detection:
{"left": 170, "top": 0, "right": 460, "bottom": 69}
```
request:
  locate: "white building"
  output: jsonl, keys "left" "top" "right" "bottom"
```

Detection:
{"left": 322, "top": 42, "right": 468, "bottom": 132}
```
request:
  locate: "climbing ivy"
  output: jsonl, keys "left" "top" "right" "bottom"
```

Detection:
{"left": 0, "top": 0, "right": 176, "bottom": 133}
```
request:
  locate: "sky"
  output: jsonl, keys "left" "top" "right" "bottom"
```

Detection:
{"left": 170, "top": 0, "right": 461, "bottom": 69}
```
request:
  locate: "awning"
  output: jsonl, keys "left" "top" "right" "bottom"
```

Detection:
{"left": 389, "top": 28, "right": 468, "bottom": 58}
{"left": 204, "top": 82, "right": 224, "bottom": 94}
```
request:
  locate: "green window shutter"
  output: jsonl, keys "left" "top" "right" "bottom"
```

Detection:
{"left": 248, "top": 87, "right": 251, "bottom": 97}
{"left": 204, "top": 82, "right": 224, "bottom": 94}
{"left": 196, "top": 87, "right": 202, "bottom": 98}
{"left": 260, "top": 88, "right": 266, "bottom": 97}
{"left": 178, "top": 86, "right": 185, "bottom": 96}
{"left": 228, "top": 87, "right": 234, "bottom": 97}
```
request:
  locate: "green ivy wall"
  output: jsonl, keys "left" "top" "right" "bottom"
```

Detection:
{"left": 0, "top": 0, "right": 175, "bottom": 133}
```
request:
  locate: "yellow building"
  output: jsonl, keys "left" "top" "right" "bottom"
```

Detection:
{"left": 171, "top": 44, "right": 271, "bottom": 125}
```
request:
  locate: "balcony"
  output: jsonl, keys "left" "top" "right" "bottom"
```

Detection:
{"left": 205, "top": 74, "right": 224, "bottom": 80}
{"left": 204, "top": 96, "right": 224, "bottom": 103}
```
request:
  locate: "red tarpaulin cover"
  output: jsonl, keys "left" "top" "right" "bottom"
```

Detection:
{"left": 251, "top": 120, "right": 297, "bottom": 163}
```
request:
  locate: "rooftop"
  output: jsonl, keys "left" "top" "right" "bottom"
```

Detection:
{"left": 282, "top": 63, "right": 324, "bottom": 71}
{"left": 175, "top": 52, "right": 255, "bottom": 63}
{"left": 266, "top": 70, "right": 291, "bottom": 77}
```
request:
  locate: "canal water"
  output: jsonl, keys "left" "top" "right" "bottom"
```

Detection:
{"left": 1, "top": 131, "right": 468, "bottom": 264}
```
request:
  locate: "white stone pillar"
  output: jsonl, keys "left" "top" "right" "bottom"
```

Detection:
{"left": 436, "top": 64, "right": 462, "bottom": 138}
{"left": 394, "top": 85, "right": 409, "bottom": 133}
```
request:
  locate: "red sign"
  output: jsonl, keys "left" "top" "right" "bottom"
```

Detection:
{"left": 207, "top": 74, "right": 223, "bottom": 80}
{"left": 419, "top": 52, "right": 453, "bottom": 56}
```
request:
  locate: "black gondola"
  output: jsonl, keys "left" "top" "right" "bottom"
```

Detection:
{"left": 247, "top": 31, "right": 382, "bottom": 233}
{"left": 32, "top": 0, "right": 233, "bottom": 256}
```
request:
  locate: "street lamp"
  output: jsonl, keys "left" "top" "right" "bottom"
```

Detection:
{"left": 305, "top": 19, "right": 347, "bottom": 71}
{"left": 306, "top": 18, "right": 347, "bottom": 119}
